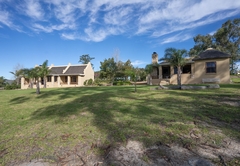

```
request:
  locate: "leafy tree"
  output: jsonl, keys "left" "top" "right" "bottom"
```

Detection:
{"left": 190, "top": 19, "right": 240, "bottom": 74}
{"left": 189, "top": 34, "right": 214, "bottom": 56}
{"left": 10, "top": 64, "right": 24, "bottom": 85}
{"left": 162, "top": 48, "right": 188, "bottom": 87}
{"left": 21, "top": 60, "right": 49, "bottom": 94}
{"left": 99, "top": 58, "right": 117, "bottom": 84}
{"left": 0, "top": 76, "right": 7, "bottom": 87}
{"left": 21, "top": 67, "right": 37, "bottom": 89}
{"left": 115, "top": 59, "right": 134, "bottom": 80}
{"left": 22, "top": 67, "right": 41, "bottom": 94}
{"left": 40, "top": 60, "right": 50, "bottom": 88}
{"left": 128, "top": 67, "right": 141, "bottom": 92}
{"left": 214, "top": 19, "right": 240, "bottom": 74}
{"left": 79, "top": 54, "right": 95, "bottom": 68}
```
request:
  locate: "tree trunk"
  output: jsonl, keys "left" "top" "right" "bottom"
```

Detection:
{"left": 30, "top": 79, "right": 33, "bottom": 89}
{"left": 44, "top": 77, "right": 46, "bottom": 88}
{"left": 36, "top": 80, "right": 40, "bottom": 94}
{"left": 177, "top": 66, "right": 182, "bottom": 88}
{"left": 134, "top": 76, "right": 137, "bottom": 92}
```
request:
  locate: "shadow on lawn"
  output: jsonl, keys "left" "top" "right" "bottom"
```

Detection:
{"left": 5, "top": 85, "right": 240, "bottom": 165}
{"left": 9, "top": 96, "right": 31, "bottom": 104}
{"left": 28, "top": 85, "right": 240, "bottom": 146}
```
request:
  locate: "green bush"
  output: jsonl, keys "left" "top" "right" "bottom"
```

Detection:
{"left": 88, "top": 79, "right": 93, "bottom": 85}
{"left": 83, "top": 80, "right": 88, "bottom": 85}
{"left": 4, "top": 82, "right": 20, "bottom": 90}
{"left": 113, "top": 80, "right": 131, "bottom": 86}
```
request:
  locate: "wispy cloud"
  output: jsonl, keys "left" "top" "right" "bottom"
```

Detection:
{"left": 24, "top": 0, "right": 44, "bottom": 20}
{"left": 160, "top": 32, "right": 192, "bottom": 44}
{"left": 131, "top": 60, "right": 147, "bottom": 66}
{"left": 1, "top": 0, "right": 240, "bottom": 43}
{"left": 0, "top": 7, "right": 13, "bottom": 27}
{"left": 61, "top": 33, "right": 77, "bottom": 40}
{"left": 209, "top": 30, "right": 216, "bottom": 35}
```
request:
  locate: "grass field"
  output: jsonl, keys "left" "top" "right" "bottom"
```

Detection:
{"left": 232, "top": 77, "right": 240, "bottom": 83}
{"left": 0, "top": 85, "right": 240, "bottom": 165}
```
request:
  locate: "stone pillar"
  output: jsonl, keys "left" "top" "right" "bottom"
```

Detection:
{"left": 58, "top": 76, "right": 60, "bottom": 87}
{"left": 68, "top": 76, "right": 70, "bottom": 85}
{"left": 21, "top": 77, "right": 24, "bottom": 89}
{"left": 159, "top": 66, "right": 162, "bottom": 79}
{"left": 52, "top": 76, "right": 54, "bottom": 86}
{"left": 78, "top": 76, "right": 81, "bottom": 86}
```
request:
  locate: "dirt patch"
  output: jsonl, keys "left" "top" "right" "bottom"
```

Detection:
{"left": 16, "top": 120, "right": 240, "bottom": 166}
{"left": 220, "top": 97, "right": 240, "bottom": 107}
{"left": 221, "top": 101, "right": 240, "bottom": 107}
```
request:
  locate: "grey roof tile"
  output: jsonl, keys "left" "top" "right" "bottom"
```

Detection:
{"left": 64, "top": 65, "right": 86, "bottom": 75}
{"left": 49, "top": 67, "right": 66, "bottom": 75}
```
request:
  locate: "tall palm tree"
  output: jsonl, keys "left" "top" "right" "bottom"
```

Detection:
{"left": 40, "top": 60, "right": 50, "bottom": 88}
{"left": 21, "top": 68, "right": 36, "bottom": 89}
{"left": 22, "top": 67, "right": 42, "bottom": 94}
{"left": 162, "top": 48, "right": 188, "bottom": 87}
{"left": 10, "top": 69, "right": 23, "bottom": 85}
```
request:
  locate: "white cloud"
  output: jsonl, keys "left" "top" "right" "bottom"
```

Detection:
{"left": 0, "top": 9, "right": 12, "bottom": 27}
{"left": 82, "top": 27, "right": 120, "bottom": 42}
{"left": 32, "top": 23, "right": 70, "bottom": 33}
{"left": 131, "top": 60, "right": 147, "bottom": 66}
{"left": 160, "top": 32, "right": 192, "bottom": 44}
{"left": 61, "top": 33, "right": 77, "bottom": 40}
{"left": 151, "top": 10, "right": 240, "bottom": 37}
{"left": 104, "top": 7, "right": 133, "bottom": 26}
{"left": 24, "top": 0, "right": 44, "bottom": 20}
{"left": 1, "top": 0, "right": 240, "bottom": 43}
{"left": 209, "top": 31, "right": 216, "bottom": 36}
{"left": 137, "top": 0, "right": 240, "bottom": 36}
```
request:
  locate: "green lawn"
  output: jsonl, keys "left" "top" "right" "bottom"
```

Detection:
{"left": 0, "top": 85, "right": 240, "bottom": 165}
{"left": 232, "top": 77, "right": 240, "bottom": 83}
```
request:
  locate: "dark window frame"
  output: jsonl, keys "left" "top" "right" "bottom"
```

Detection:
{"left": 71, "top": 76, "right": 77, "bottom": 83}
{"left": 174, "top": 64, "right": 191, "bottom": 74}
{"left": 47, "top": 76, "right": 52, "bottom": 82}
{"left": 206, "top": 62, "right": 216, "bottom": 73}
{"left": 54, "top": 76, "right": 58, "bottom": 82}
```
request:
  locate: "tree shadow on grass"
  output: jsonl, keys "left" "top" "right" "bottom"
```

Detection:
{"left": 9, "top": 96, "right": 31, "bottom": 104}
{"left": 5, "top": 85, "right": 240, "bottom": 165}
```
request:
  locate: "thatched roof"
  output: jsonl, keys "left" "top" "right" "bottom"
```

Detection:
{"left": 192, "top": 48, "right": 231, "bottom": 61}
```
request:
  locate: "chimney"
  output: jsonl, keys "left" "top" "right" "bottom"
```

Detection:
{"left": 152, "top": 52, "right": 158, "bottom": 64}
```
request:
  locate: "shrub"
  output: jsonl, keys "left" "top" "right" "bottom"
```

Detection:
{"left": 84, "top": 80, "right": 88, "bottom": 85}
{"left": 4, "top": 82, "right": 20, "bottom": 90}
{"left": 113, "top": 80, "right": 131, "bottom": 86}
{"left": 88, "top": 79, "right": 93, "bottom": 85}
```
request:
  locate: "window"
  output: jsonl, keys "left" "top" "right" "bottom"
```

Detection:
{"left": 174, "top": 67, "right": 178, "bottom": 74}
{"left": 174, "top": 65, "right": 191, "bottom": 74}
{"left": 54, "top": 76, "right": 58, "bottom": 82}
{"left": 71, "top": 76, "right": 77, "bottom": 82}
{"left": 206, "top": 62, "right": 216, "bottom": 73}
{"left": 47, "top": 76, "right": 52, "bottom": 82}
{"left": 182, "top": 65, "right": 191, "bottom": 74}
{"left": 65, "top": 76, "right": 68, "bottom": 82}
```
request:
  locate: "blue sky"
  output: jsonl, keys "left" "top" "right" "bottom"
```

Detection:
{"left": 0, "top": 0, "right": 240, "bottom": 79}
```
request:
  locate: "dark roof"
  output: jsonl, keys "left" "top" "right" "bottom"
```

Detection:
{"left": 192, "top": 49, "right": 231, "bottom": 61}
{"left": 49, "top": 65, "right": 87, "bottom": 75}
{"left": 64, "top": 65, "right": 86, "bottom": 75}
{"left": 49, "top": 67, "right": 66, "bottom": 75}
{"left": 159, "top": 59, "right": 194, "bottom": 66}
